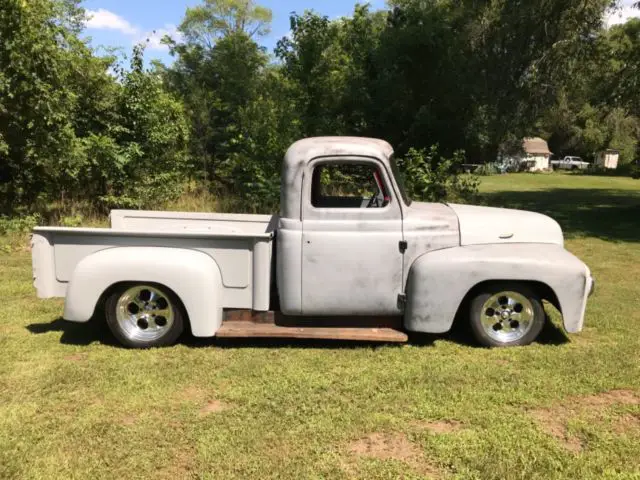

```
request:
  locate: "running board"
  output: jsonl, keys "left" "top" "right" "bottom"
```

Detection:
{"left": 216, "top": 321, "right": 408, "bottom": 342}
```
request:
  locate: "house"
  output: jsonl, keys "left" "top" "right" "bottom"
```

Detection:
{"left": 595, "top": 149, "right": 619, "bottom": 169}
{"left": 520, "top": 137, "right": 552, "bottom": 171}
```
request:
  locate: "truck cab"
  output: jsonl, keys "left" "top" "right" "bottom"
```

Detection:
{"left": 31, "top": 137, "right": 594, "bottom": 348}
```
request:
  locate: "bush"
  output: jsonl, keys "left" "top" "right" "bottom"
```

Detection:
{"left": 397, "top": 146, "right": 479, "bottom": 203}
{"left": 583, "top": 162, "right": 640, "bottom": 178}
{"left": 0, "top": 214, "right": 40, "bottom": 235}
{"left": 474, "top": 163, "right": 501, "bottom": 176}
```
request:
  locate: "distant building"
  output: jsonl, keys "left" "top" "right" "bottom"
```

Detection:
{"left": 595, "top": 149, "right": 619, "bottom": 169}
{"left": 520, "top": 137, "right": 552, "bottom": 171}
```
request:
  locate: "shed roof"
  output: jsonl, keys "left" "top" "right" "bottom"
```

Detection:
{"left": 523, "top": 137, "right": 551, "bottom": 155}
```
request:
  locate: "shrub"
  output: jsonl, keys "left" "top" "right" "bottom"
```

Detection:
{"left": 0, "top": 214, "right": 40, "bottom": 235}
{"left": 397, "top": 146, "right": 479, "bottom": 203}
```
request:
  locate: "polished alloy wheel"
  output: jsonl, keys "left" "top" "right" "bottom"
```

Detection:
{"left": 115, "top": 285, "right": 175, "bottom": 342}
{"left": 480, "top": 291, "right": 535, "bottom": 343}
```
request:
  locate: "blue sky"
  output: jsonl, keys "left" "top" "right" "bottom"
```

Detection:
{"left": 82, "top": 0, "right": 640, "bottom": 66}
{"left": 83, "top": 0, "right": 388, "bottom": 65}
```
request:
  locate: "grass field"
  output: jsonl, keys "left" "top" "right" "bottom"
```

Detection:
{"left": 1, "top": 173, "right": 639, "bottom": 479}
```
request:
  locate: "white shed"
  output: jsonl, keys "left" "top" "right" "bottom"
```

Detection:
{"left": 520, "top": 137, "right": 552, "bottom": 171}
{"left": 596, "top": 149, "right": 619, "bottom": 169}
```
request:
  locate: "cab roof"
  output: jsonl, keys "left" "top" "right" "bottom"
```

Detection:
{"left": 280, "top": 137, "right": 395, "bottom": 220}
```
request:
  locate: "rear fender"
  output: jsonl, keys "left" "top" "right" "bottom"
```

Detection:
{"left": 404, "top": 244, "right": 592, "bottom": 334}
{"left": 63, "top": 247, "right": 223, "bottom": 337}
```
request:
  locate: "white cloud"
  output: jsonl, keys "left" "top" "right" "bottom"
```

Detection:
{"left": 85, "top": 8, "right": 139, "bottom": 36}
{"left": 605, "top": 1, "right": 640, "bottom": 28}
{"left": 85, "top": 9, "right": 183, "bottom": 55}
{"left": 138, "top": 26, "right": 183, "bottom": 52}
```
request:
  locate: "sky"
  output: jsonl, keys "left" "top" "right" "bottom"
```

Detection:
{"left": 82, "top": 0, "right": 387, "bottom": 65}
{"left": 83, "top": 0, "right": 639, "bottom": 66}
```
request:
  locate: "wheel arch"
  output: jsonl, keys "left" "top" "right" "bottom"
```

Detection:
{"left": 454, "top": 279, "right": 562, "bottom": 319}
{"left": 63, "top": 247, "right": 224, "bottom": 337}
{"left": 404, "top": 244, "right": 590, "bottom": 334}
{"left": 95, "top": 281, "right": 191, "bottom": 331}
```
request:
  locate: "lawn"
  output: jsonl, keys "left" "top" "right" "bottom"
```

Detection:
{"left": 1, "top": 173, "right": 639, "bottom": 479}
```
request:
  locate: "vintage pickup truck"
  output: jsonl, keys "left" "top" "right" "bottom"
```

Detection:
{"left": 31, "top": 137, "right": 594, "bottom": 348}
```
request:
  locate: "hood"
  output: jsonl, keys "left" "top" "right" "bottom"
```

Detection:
{"left": 448, "top": 203, "right": 564, "bottom": 246}
{"left": 402, "top": 201, "right": 461, "bottom": 250}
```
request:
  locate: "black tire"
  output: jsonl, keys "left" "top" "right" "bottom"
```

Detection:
{"left": 468, "top": 282, "right": 545, "bottom": 347}
{"left": 104, "top": 282, "right": 185, "bottom": 348}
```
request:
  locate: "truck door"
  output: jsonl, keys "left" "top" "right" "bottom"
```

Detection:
{"left": 300, "top": 157, "right": 404, "bottom": 316}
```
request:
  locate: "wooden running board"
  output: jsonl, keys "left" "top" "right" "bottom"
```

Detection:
{"left": 216, "top": 321, "right": 408, "bottom": 342}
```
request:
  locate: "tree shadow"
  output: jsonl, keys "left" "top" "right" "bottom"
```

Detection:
{"left": 480, "top": 187, "right": 640, "bottom": 242}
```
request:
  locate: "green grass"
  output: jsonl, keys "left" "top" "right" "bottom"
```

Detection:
{"left": 1, "top": 172, "right": 640, "bottom": 479}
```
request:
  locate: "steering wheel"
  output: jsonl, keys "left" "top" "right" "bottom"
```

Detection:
{"left": 366, "top": 191, "right": 384, "bottom": 208}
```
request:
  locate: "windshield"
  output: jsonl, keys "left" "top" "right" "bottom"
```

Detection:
{"left": 389, "top": 155, "right": 412, "bottom": 206}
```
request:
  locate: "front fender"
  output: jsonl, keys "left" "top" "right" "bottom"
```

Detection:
{"left": 404, "top": 244, "right": 592, "bottom": 334}
{"left": 63, "top": 247, "right": 223, "bottom": 337}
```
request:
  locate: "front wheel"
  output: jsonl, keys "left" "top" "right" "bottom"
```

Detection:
{"left": 105, "top": 283, "right": 185, "bottom": 348}
{"left": 468, "top": 283, "right": 545, "bottom": 347}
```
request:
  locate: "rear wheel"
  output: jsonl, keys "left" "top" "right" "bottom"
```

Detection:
{"left": 468, "top": 283, "right": 545, "bottom": 347}
{"left": 105, "top": 283, "right": 184, "bottom": 348}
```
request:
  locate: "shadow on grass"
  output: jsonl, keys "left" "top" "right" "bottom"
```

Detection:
{"left": 26, "top": 317, "right": 119, "bottom": 347}
{"left": 481, "top": 187, "right": 640, "bottom": 242}
{"left": 26, "top": 316, "right": 568, "bottom": 349}
{"left": 185, "top": 336, "right": 423, "bottom": 350}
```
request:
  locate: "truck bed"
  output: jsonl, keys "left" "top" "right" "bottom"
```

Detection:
{"left": 31, "top": 210, "right": 277, "bottom": 311}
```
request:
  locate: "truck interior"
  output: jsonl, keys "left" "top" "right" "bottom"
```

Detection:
{"left": 310, "top": 162, "right": 389, "bottom": 209}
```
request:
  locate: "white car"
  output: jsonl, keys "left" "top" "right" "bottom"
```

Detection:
{"left": 31, "top": 137, "right": 594, "bottom": 348}
{"left": 551, "top": 156, "right": 590, "bottom": 170}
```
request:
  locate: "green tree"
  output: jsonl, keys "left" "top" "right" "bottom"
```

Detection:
{"left": 179, "top": 0, "right": 272, "bottom": 48}
{"left": 0, "top": 0, "right": 85, "bottom": 211}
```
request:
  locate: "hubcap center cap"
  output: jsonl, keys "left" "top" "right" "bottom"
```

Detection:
{"left": 501, "top": 310, "right": 511, "bottom": 320}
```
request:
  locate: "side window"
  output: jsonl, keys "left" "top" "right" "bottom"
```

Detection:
{"left": 310, "top": 163, "right": 389, "bottom": 209}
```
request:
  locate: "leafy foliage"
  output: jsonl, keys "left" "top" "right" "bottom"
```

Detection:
{"left": 397, "top": 146, "right": 479, "bottom": 203}
{"left": 1, "top": 0, "right": 640, "bottom": 219}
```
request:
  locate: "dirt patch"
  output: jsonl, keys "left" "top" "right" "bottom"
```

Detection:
{"left": 156, "top": 448, "right": 197, "bottom": 479}
{"left": 414, "top": 419, "right": 464, "bottom": 434}
{"left": 199, "top": 399, "right": 230, "bottom": 415}
{"left": 530, "top": 408, "right": 584, "bottom": 453}
{"left": 348, "top": 432, "right": 441, "bottom": 478}
{"left": 576, "top": 389, "right": 639, "bottom": 408}
{"left": 612, "top": 413, "right": 640, "bottom": 435}
{"left": 179, "top": 386, "right": 206, "bottom": 402}
{"left": 64, "top": 353, "right": 88, "bottom": 361}
{"left": 350, "top": 432, "right": 419, "bottom": 461}
{"left": 120, "top": 415, "right": 137, "bottom": 426}
{"left": 529, "top": 389, "right": 640, "bottom": 453}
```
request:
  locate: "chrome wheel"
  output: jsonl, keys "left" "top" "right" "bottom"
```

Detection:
{"left": 115, "top": 285, "right": 175, "bottom": 343}
{"left": 480, "top": 291, "right": 535, "bottom": 343}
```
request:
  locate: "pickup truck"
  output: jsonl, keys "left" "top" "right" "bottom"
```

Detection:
{"left": 551, "top": 156, "right": 590, "bottom": 170}
{"left": 31, "top": 137, "right": 594, "bottom": 348}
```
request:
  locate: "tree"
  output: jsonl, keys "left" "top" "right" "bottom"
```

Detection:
{"left": 179, "top": 0, "right": 272, "bottom": 48}
{"left": 0, "top": 0, "right": 89, "bottom": 212}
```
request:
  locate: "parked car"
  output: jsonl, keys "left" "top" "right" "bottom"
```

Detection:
{"left": 551, "top": 156, "right": 590, "bottom": 170}
{"left": 31, "top": 137, "right": 594, "bottom": 348}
